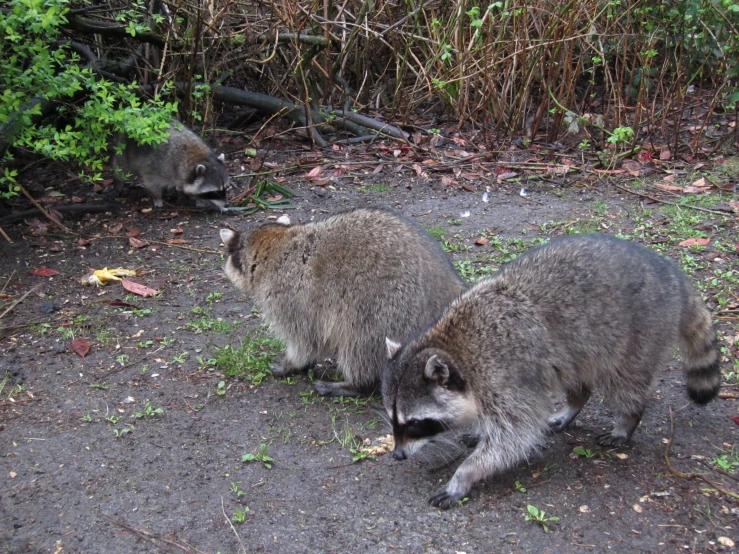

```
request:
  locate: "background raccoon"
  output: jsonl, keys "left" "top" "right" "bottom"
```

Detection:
{"left": 383, "top": 234, "right": 721, "bottom": 509}
{"left": 113, "top": 121, "right": 229, "bottom": 210}
{"left": 220, "top": 208, "right": 466, "bottom": 397}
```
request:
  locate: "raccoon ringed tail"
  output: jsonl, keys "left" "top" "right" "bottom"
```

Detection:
{"left": 680, "top": 294, "right": 721, "bottom": 405}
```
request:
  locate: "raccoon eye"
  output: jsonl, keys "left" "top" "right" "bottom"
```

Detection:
{"left": 405, "top": 418, "right": 445, "bottom": 439}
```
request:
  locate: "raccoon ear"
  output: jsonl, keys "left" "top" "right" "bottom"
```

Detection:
{"left": 219, "top": 228, "right": 237, "bottom": 245}
{"left": 217, "top": 153, "right": 226, "bottom": 163}
{"left": 385, "top": 337, "right": 402, "bottom": 359}
{"left": 424, "top": 354, "right": 450, "bottom": 386}
{"left": 196, "top": 164, "right": 206, "bottom": 176}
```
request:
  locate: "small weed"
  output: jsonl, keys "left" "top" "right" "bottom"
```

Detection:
{"left": 358, "top": 184, "right": 391, "bottom": 193}
{"left": 425, "top": 225, "right": 446, "bottom": 240}
{"left": 172, "top": 351, "right": 189, "bottom": 364}
{"left": 712, "top": 446, "right": 739, "bottom": 473}
{"left": 215, "top": 381, "right": 227, "bottom": 396}
{"left": 116, "top": 354, "right": 129, "bottom": 366}
{"left": 211, "top": 330, "right": 283, "bottom": 385}
{"left": 573, "top": 446, "right": 596, "bottom": 458}
{"left": 137, "top": 339, "right": 155, "bottom": 349}
{"left": 242, "top": 444, "right": 275, "bottom": 468}
{"left": 231, "top": 506, "right": 249, "bottom": 523}
{"left": 514, "top": 480, "right": 527, "bottom": 493}
{"left": 448, "top": 218, "right": 462, "bottom": 226}
{"left": 96, "top": 329, "right": 113, "bottom": 345}
{"left": 365, "top": 418, "right": 380, "bottom": 430}
{"left": 131, "top": 308, "right": 153, "bottom": 317}
{"left": 160, "top": 337, "right": 175, "bottom": 347}
{"left": 525, "top": 504, "right": 559, "bottom": 533}
{"left": 0, "top": 373, "right": 9, "bottom": 396}
{"left": 456, "top": 497, "right": 470, "bottom": 506}
{"left": 106, "top": 415, "right": 120, "bottom": 424}
{"left": 90, "top": 383, "right": 109, "bottom": 390}
{"left": 278, "top": 376, "right": 297, "bottom": 385}
{"left": 79, "top": 414, "right": 94, "bottom": 423}
{"left": 230, "top": 481, "right": 246, "bottom": 497}
{"left": 134, "top": 401, "right": 164, "bottom": 419}
{"left": 113, "top": 428, "right": 131, "bottom": 439}
{"left": 187, "top": 305, "right": 239, "bottom": 334}
{"left": 140, "top": 365, "right": 148, "bottom": 375}
{"left": 442, "top": 239, "right": 471, "bottom": 253}
{"left": 206, "top": 291, "right": 223, "bottom": 305}
{"left": 197, "top": 356, "right": 217, "bottom": 370}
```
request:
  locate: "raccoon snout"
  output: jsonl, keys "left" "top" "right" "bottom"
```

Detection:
{"left": 392, "top": 448, "right": 408, "bottom": 461}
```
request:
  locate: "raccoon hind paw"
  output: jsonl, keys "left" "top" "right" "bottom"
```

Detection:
{"left": 429, "top": 486, "right": 467, "bottom": 510}
{"left": 595, "top": 431, "right": 629, "bottom": 447}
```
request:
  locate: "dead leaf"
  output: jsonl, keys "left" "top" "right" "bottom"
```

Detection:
{"left": 126, "top": 226, "right": 143, "bottom": 238}
{"left": 622, "top": 159, "right": 642, "bottom": 177}
{"left": 730, "top": 415, "right": 739, "bottom": 426}
{"left": 108, "top": 223, "right": 123, "bottom": 234}
{"left": 372, "top": 164, "right": 384, "bottom": 175}
{"left": 165, "top": 238, "right": 188, "bottom": 245}
{"left": 26, "top": 219, "right": 49, "bottom": 236}
{"left": 305, "top": 166, "right": 323, "bottom": 179}
{"left": 129, "top": 237, "right": 149, "bottom": 248}
{"left": 31, "top": 268, "right": 58, "bottom": 277}
{"left": 653, "top": 183, "right": 683, "bottom": 192}
{"left": 72, "top": 196, "right": 84, "bottom": 203}
{"left": 171, "top": 227, "right": 184, "bottom": 235}
{"left": 71, "top": 339, "right": 90, "bottom": 358}
{"left": 659, "top": 149, "right": 672, "bottom": 161}
{"left": 441, "top": 176, "right": 457, "bottom": 187}
{"left": 77, "top": 238, "right": 91, "bottom": 246}
{"left": 475, "top": 237, "right": 489, "bottom": 246}
{"left": 121, "top": 279, "right": 159, "bottom": 297}
{"left": 691, "top": 177, "right": 706, "bottom": 188}
{"left": 461, "top": 183, "right": 477, "bottom": 193}
{"left": 678, "top": 238, "right": 710, "bottom": 247}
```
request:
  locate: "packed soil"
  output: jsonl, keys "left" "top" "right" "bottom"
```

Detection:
{"left": 1, "top": 141, "right": 738, "bottom": 554}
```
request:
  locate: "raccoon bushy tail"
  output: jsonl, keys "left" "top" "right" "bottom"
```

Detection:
{"left": 680, "top": 294, "right": 721, "bottom": 405}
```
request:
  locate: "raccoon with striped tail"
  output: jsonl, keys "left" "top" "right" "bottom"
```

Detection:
{"left": 219, "top": 208, "right": 466, "bottom": 397}
{"left": 383, "top": 234, "right": 721, "bottom": 509}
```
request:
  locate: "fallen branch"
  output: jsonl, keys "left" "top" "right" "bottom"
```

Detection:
{"left": 18, "top": 185, "right": 75, "bottom": 234}
{"left": 664, "top": 407, "right": 739, "bottom": 500}
{"left": 101, "top": 515, "right": 207, "bottom": 554}
{"left": 0, "top": 284, "right": 41, "bottom": 321}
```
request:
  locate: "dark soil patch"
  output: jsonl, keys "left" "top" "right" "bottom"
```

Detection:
{"left": 1, "top": 151, "right": 738, "bottom": 554}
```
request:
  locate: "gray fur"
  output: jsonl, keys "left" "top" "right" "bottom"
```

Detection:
{"left": 383, "top": 234, "right": 720, "bottom": 509}
{"left": 220, "top": 208, "right": 466, "bottom": 396}
{"left": 113, "top": 121, "right": 229, "bottom": 210}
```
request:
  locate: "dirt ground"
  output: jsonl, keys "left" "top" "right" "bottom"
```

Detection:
{"left": 1, "top": 143, "right": 738, "bottom": 554}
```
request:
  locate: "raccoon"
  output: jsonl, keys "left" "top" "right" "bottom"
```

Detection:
{"left": 383, "top": 234, "right": 721, "bottom": 509}
{"left": 219, "top": 208, "right": 466, "bottom": 397}
{"left": 113, "top": 121, "right": 229, "bottom": 210}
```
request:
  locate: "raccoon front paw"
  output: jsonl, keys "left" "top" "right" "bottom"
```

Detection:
{"left": 595, "top": 431, "right": 629, "bottom": 447}
{"left": 429, "top": 486, "right": 467, "bottom": 510}
{"left": 269, "top": 362, "right": 295, "bottom": 377}
{"left": 313, "top": 380, "right": 362, "bottom": 397}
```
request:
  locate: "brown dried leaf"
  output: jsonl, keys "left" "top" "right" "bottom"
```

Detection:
{"left": 31, "top": 267, "right": 58, "bottom": 277}
{"left": 678, "top": 237, "right": 710, "bottom": 247}
{"left": 129, "top": 237, "right": 149, "bottom": 248}
{"left": 71, "top": 339, "right": 90, "bottom": 359}
{"left": 475, "top": 237, "right": 489, "bottom": 246}
{"left": 659, "top": 149, "right": 672, "bottom": 161}
{"left": 121, "top": 279, "right": 159, "bottom": 297}
{"left": 126, "top": 226, "right": 143, "bottom": 238}
{"left": 108, "top": 222, "right": 123, "bottom": 234}
{"left": 461, "top": 183, "right": 477, "bottom": 192}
